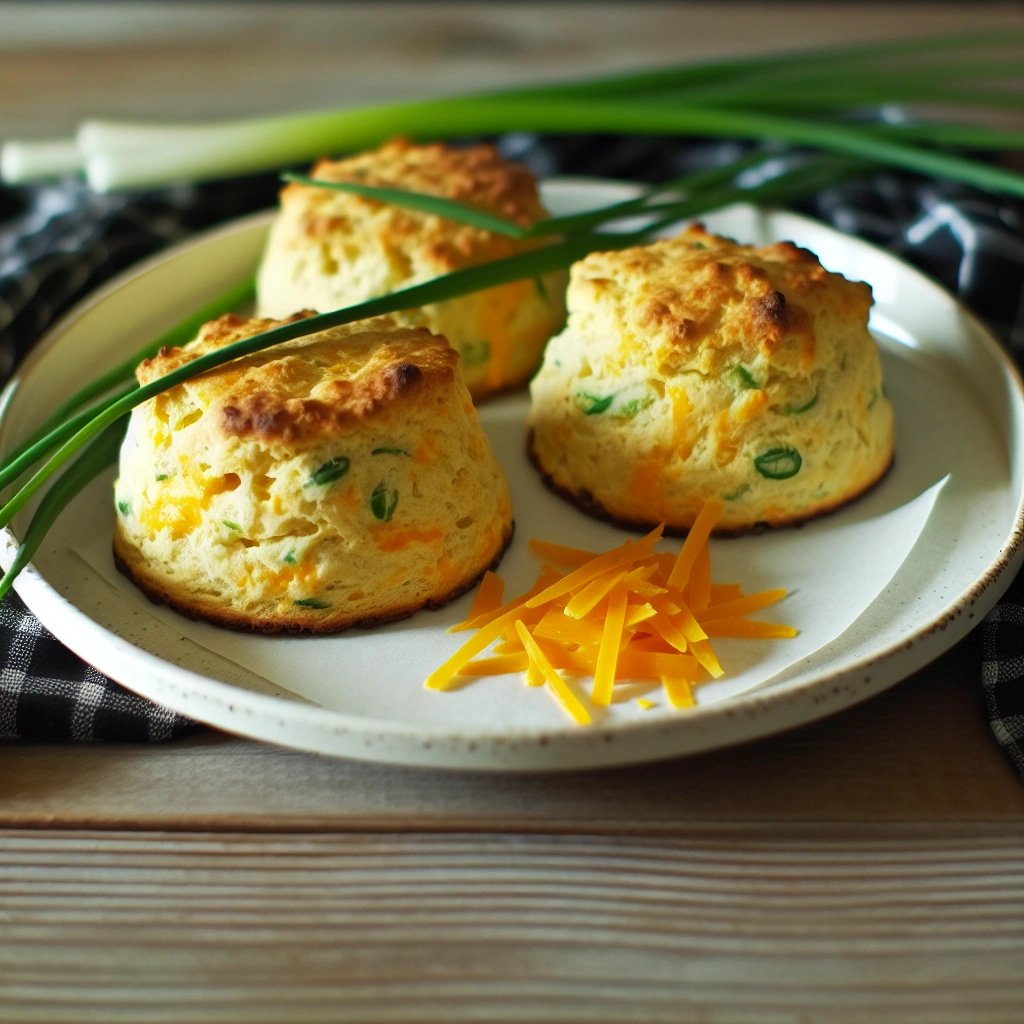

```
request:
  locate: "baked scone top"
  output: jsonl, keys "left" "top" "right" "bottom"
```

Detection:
{"left": 567, "top": 223, "right": 873, "bottom": 378}
{"left": 138, "top": 312, "right": 460, "bottom": 444}
{"left": 279, "top": 137, "right": 549, "bottom": 272}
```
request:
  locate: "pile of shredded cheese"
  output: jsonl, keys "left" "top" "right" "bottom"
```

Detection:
{"left": 425, "top": 500, "right": 796, "bottom": 724}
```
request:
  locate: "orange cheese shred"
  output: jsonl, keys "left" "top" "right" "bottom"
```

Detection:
{"left": 429, "top": 500, "right": 792, "bottom": 722}
{"left": 525, "top": 658, "right": 545, "bottom": 688}
{"left": 458, "top": 653, "right": 529, "bottom": 676}
{"left": 648, "top": 611, "right": 691, "bottom": 654}
{"left": 667, "top": 500, "right": 723, "bottom": 591}
{"left": 515, "top": 620, "right": 592, "bottom": 725}
{"left": 697, "top": 588, "right": 787, "bottom": 623}
{"left": 525, "top": 526, "right": 664, "bottom": 609}
{"left": 662, "top": 675, "right": 696, "bottom": 708}
{"left": 689, "top": 639, "right": 725, "bottom": 679}
{"left": 625, "top": 634, "right": 678, "bottom": 654}
{"left": 592, "top": 583, "right": 628, "bottom": 706}
{"left": 427, "top": 610, "right": 520, "bottom": 690}
{"left": 534, "top": 610, "right": 604, "bottom": 648}
{"left": 710, "top": 583, "right": 744, "bottom": 605}
{"left": 450, "top": 565, "right": 562, "bottom": 633}
{"left": 619, "top": 651, "right": 700, "bottom": 679}
{"left": 565, "top": 567, "right": 628, "bottom": 620}
{"left": 527, "top": 539, "right": 597, "bottom": 568}
{"left": 649, "top": 596, "right": 706, "bottom": 644}
{"left": 689, "top": 545, "right": 712, "bottom": 611}
{"left": 701, "top": 618, "right": 798, "bottom": 639}
{"left": 625, "top": 603, "right": 657, "bottom": 627}
{"left": 468, "top": 571, "right": 505, "bottom": 619}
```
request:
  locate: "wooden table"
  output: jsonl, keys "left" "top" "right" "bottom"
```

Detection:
{"left": 2, "top": 5, "right": 1024, "bottom": 1021}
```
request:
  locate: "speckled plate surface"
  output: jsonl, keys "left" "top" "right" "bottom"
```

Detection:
{"left": 2, "top": 181, "right": 1022, "bottom": 771}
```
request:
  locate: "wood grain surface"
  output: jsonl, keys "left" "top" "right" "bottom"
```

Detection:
{"left": 2, "top": 2, "right": 1023, "bottom": 138}
{"left": 3, "top": 827, "right": 1023, "bottom": 1023}
{"left": 2, "top": 4, "right": 1024, "bottom": 1022}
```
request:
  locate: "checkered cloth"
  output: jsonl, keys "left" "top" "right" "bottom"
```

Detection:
{"left": 982, "top": 575, "right": 1024, "bottom": 778}
{"left": 2, "top": 135, "right": 1024, "bottom": 767}
{"left": 0, "top": 591, "right": 193, "bottom": 741}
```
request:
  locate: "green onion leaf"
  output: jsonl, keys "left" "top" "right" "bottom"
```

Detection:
{"left": 754, "top": 447, "right": 803, "bottom": 480}
{"left": 281, "top": 172, "right": 529, "bottom": 238}
{"left": 294, "top": 597, "right": 330, "bottom": 610}
{"left": 576, "top": 392, "right": 615, "bottom": 415}
{"left": 372, "top": 447, "right": 410, "bottom": 457}
{"left": 784, "top": 393, "right": 818, "bottom": 414}
{"left": 155, "top": 473, "right": 169, "bottom": 481}
{"left": 370, "top": 482, "right": 399, "bottom": 522}
{"left": 68, "top": 29, "right": 1024, "bottom": 192}
{"left": 283, "top": 550, "right": 297, "bottom": 565}
{"left": 117, "top": 500, "right": 131, "bottom": 516}
{"left": 306, "top": 457, "right": 350, "bottom": 488}
{"left": 0, "top": 384, "right": 134, "bottom": 494}
{"left": 732, "top": 366, "right": 760, "bottom": 390}
{"left": 525, "top": 150, "right": 773, "bottom": 238}
{"left": 607, "top": 385, "right": 656, "bottom": 419}
{"left": 0, "top": 277, "right": 255, "bottom": 482}
{"left": 0, "top": 419, "right": 126, "bottom": 603}
{"left": 612, "top": 396, "right": 654, "bottom": 419}
{"left": 222, "top": 520, "right": 241, "bottom": 532}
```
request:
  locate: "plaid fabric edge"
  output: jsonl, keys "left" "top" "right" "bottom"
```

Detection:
{"left": 0, "top": 591, "right": 197, "bottom": 743}
{"left": 981, "top": 603, "right": 1024, "bottom": 776}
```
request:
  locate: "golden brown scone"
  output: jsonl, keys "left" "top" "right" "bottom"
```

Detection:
{"left": 256, "top": 138, "right": 567, "bottom": 401}
{"left": 527, "top": 224, "right": 894, "bottom": 533}
{"left": 113, "top": 313, "right": 513, "bottom": 633}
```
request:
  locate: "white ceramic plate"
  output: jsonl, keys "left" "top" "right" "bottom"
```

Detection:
{"left": 2, "top": 181, "right": 1022, "bottom": 771}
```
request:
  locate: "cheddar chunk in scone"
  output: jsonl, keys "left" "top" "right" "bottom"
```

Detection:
{"left": 527, "top": 225, "right": 894, "bottom": 533}
{"left": 114, "top": 313, "right": 513, "bottom": 632}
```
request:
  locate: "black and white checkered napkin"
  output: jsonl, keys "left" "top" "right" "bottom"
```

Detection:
{"left": 0, "top": 590, "right": 193, "bottom": 741}
{"left": 1, "top": 136, "right": 1023, "bottom": 769}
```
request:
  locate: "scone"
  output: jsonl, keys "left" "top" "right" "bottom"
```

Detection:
{"left": 256, "top": 137, "right": 567, "bottom": 401}
{"left": 113, "top": 313, "right": 513, "bottom": 633}
{"left": 527, "top": 224, "right": 894, "bottom": 533}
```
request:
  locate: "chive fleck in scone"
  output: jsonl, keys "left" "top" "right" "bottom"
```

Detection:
{"left": 113, "top": 313, "right": 513, "bottom": 633}
{"left": 256, "top": 137, "right": 567, "bottom": 401}
{"left": 527, "top": 225, "right": 894, "bottom": 533}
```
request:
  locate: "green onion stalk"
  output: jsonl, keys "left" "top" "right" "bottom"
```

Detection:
{"left": 76, "top": 95, "right": 1024, "bottom": 196}
{"left": 0, "top": 277, "right": 256, "bottom": 481}
{"left": 2, "top": 29, "right": 1021, "bottom": 188}
{"left": 279, "top": 149, "right": 777, "bottom": 240}
{"left": 0, "top": 150, "right": 867, "bottom": 596}
{"left": 0, "top": 419, "right": 127, "bottom": 602}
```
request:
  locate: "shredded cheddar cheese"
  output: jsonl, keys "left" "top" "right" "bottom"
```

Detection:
{"left": 428, "top": 500, "right": 797, "bottom": 723}
{"left": 463, "top": 570, "right": 505, "bottom": 624}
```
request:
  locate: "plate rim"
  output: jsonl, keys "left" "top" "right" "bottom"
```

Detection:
{"left": 2, "top": 182, "right": 1022, "bottom": 770}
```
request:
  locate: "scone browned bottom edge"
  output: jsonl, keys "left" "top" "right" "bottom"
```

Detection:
{"left": 526, "top": 430, "right": 894, "bottom": 537}
{"left": 112, "top": 521, "right": 514, "bottom": 635}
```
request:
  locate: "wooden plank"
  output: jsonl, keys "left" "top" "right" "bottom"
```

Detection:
{"left": 2, "top": 3, "right": 1021, "bottom": 138}
{"left": 3, "top": 632, "right": 1023, "bottom": 832}
{"left": 1, "top": 827, "right": 1022, "bottom": 1023}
